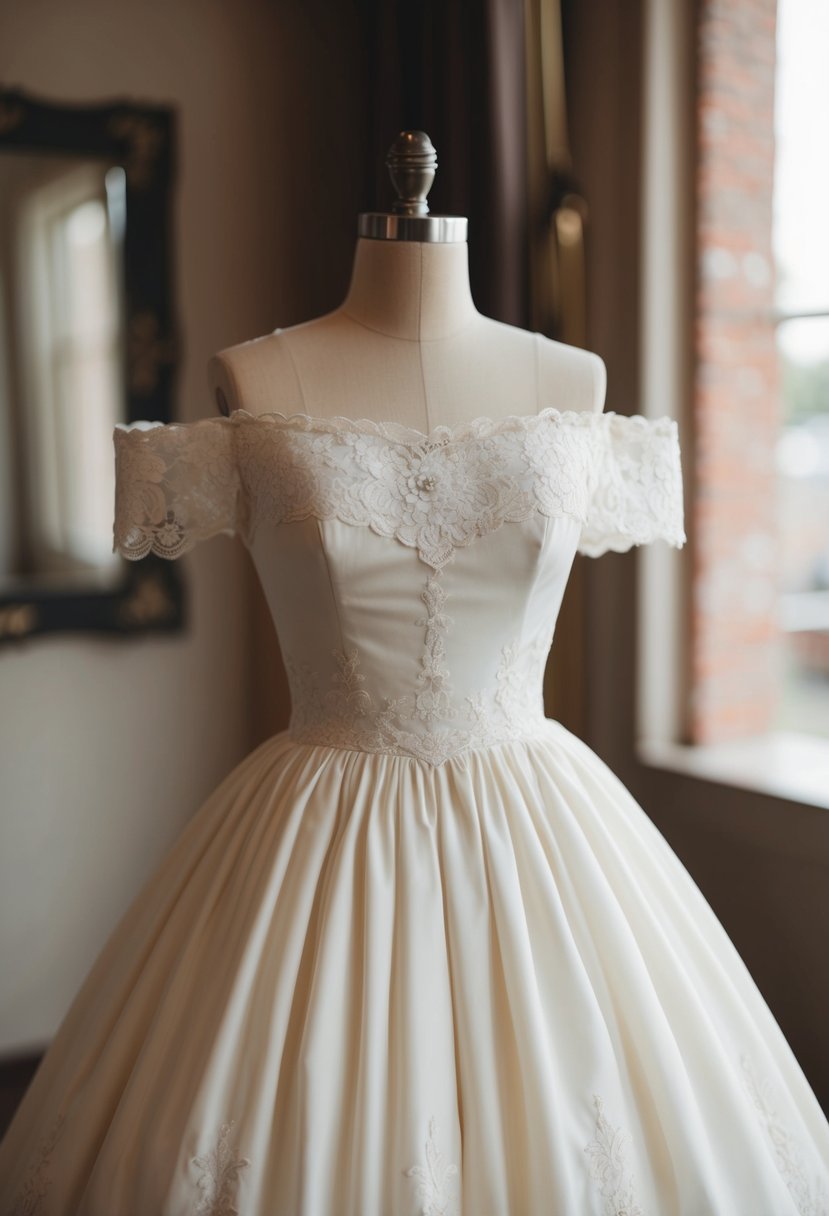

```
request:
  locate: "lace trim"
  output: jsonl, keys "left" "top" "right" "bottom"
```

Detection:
{"left": 113, "top": 418, "right": 243, "bottom": 561}
{"left": 284, "top": 568, "right": 551, "bottom": 765}
{"left": 584, "top": 1095, "right": 644, "bottom": 1216}
{"left": 190, "top": 1120, "right": 251, "bottom": 1215}
{"left": 227, "top": 403, "right": 613, "bottom": 446}
{"left": 403, "top": 1116, "right": 460, "bottom": 1216}
{"left": 112, "top": 407, "right": 685, "bottom": 566}
{"left": 578, "top": 413, "right": 685, "bottom": 556}
{"left": 741, "top": 1055, "right": 828, "bottom": 1216}
{"left": 6, "top": 1114, "right": 65, "bottom": 1216}
{"left": 11, "top": 1061, "right": 821, "bottom": 1213}
{"left": 4, "top": 1112, "right": 254, "bottom": 1216}
{"left": 231, "top": 406, "right": 599, "bottom": 570}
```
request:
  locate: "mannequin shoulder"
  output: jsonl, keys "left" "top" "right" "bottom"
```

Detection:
{"left": 534, "top": 333, "right": 606, "bottom": 415}
{"left": 207, "top": 330, "right": 302, "bottom": 417}
{"left": 476, "top": 318, "right": 605, "bottom": 414}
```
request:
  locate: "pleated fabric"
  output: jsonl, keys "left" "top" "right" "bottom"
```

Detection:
{"left": 1, "top": 723, "right": 828, "bottom": 1215}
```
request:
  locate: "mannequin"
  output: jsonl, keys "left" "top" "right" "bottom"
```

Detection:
{"left": 208, "top": 131, "right": 606, "bottom": 429}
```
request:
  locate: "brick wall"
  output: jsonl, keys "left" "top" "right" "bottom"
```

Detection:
{"left": 691, "top": 0, "right": 781, "bottom": 743}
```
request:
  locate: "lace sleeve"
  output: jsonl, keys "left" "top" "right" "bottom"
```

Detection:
{"left": 113, "top": 416, "right": 244, "bottom": 560}
{"left": 577, "top": 413, "right": 686, "bottom": 557}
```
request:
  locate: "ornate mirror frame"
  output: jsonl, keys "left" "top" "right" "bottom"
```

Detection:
{"left": 0, "top": 86, "right": 184, "bottom": 646}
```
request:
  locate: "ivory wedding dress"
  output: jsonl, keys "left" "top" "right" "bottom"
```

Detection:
{"left": 1, "top": 405, "right": 828, "bottom": 1216}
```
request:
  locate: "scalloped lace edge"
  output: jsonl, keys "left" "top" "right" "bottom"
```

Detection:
{"left": 112, "top": 407, "right": 684, "bottom": 563}
{"left": 578, "top": 525, "right": 687, "bottom": 558}
{"left": 223, "top": 405, "right": 678, "bottom": 448}
{"left": 113, "top": 408, "right": 679, "bottom": 451}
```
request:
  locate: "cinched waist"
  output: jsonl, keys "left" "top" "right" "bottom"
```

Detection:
{"left": 284, "top": 629, "right": 551, "bottom": 767}
{"left": 286, "top": 712, "right": 550, "bottom": 767}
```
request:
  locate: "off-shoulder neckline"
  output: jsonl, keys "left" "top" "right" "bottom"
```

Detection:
{"left": 223, "top": 406, "right": 678, "bottom": 448}
{"left": 114, "top": 406, "right": 679, "bottom": 450}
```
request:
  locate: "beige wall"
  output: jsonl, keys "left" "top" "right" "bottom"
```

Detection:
{"left": 0, "top": 0, "right": 362, "bottom": 1054}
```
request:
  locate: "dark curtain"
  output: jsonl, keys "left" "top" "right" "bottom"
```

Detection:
{"left": 357, "top": 0, "right": 530, "bottom": 328}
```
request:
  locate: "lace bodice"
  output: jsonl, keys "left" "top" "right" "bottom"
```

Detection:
{"left": 113, "top": 407, "right": 685, "bottom": 764}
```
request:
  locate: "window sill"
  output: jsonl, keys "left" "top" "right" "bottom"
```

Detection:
{"left": 639, "top": 731, "right": 829, "bottom": 812}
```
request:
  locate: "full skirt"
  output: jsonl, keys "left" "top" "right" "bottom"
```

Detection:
{"left": 1, "top": 720, "right": 828, "bottom": 1215}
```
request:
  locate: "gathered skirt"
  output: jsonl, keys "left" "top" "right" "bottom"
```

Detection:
{"left": 1, "top": 719, "right": 828, "bottom": 1215}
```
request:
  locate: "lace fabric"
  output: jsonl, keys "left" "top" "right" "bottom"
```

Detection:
{"left": 741, "top": 1055, "right": 829, "bottom": 1215}
{"left": 578, "top": 412, "right": 685, "bottom": 556}
{"left": 191, "top": 1121, "right": 251, "bottom": 1216}
{"left": 11, "top": 1065, "right": 825, "bottom": 1215}
{"left": 404, "top": 1116, "right": 460, "bottom": 1216}
{"left": 584, "top": 1095, "right": 644, "bottom": 1216}
{"left": 284, "top": 572, "right": 553, "bottom": 766}
{"left": 113, "top": 418, "right": 244, "bottom": 560}
{"left": 112, "top": 407, "right": 686, "bottom": 564}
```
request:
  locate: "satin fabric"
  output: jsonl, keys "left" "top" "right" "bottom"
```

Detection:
{"left": 2, "top": 409, "right": 828, "bottom": 1213}
{"left": 2, "top": 725, "right": 828, "bottom": 1213}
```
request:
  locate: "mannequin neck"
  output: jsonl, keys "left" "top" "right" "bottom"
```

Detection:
{"left": 340, "top": 237, "right": 479, "bottom": 341}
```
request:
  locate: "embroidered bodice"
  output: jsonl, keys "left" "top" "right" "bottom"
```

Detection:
{"left": 113, "top": 407, "right": 685, "bottom": 765}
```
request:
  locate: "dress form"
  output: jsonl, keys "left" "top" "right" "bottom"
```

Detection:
{"left": 208, "top": 132, "right": 606, "bottom": 429}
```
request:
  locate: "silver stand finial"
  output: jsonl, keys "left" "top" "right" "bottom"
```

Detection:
{"left": 386, "top": 130, "right": 437, "bottom": 217}
{"left": 358, "top": 130, "right": 467, "bottom": 243}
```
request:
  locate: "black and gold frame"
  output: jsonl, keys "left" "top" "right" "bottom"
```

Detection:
{"left": 0, "top": 86, "right": 184, "bottom": 645}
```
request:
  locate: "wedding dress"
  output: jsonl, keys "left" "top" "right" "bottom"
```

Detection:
{"left": 1, "top": 404, "right": 828, "bottom": 1216}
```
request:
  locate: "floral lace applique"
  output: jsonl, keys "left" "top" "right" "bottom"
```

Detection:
{"left": 283, "top": 648, "right": 372, "bottom": 738}
{"left": 741, "top": 1054, "right": 828, "bottom": 1216}
{"left": 327, "top": 648, "right": 373, "bottom": 716}
{"left": 6, "top": 1114, "right": 65, "bottom": 1216}
{"left": 403, "top": 1115, "right": 460, "bottom": 1216}
{"left": 578, "top": 413, "right": 685, "bottom": 556}
{"left": 191, "top": 1121, "right": 251, "bottom": 1216}
{"left": 409, "top": 574, "right": 455, "bottom": 724}
{"left": 584, "top": 1094, "right": 644, "bottom": 1216}
{"left": 284, "top": 568, "right": 551, "bottom": 765}
{"left": 113, "top": 408, "right": 685, "bottom": 565}
{"left": 231, "top": 407, "right": 600, "bottom": 571}
{"left": 113, "top": 418, "right": 243, "bottom": 560}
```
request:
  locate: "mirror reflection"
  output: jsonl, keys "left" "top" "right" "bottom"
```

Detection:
{"left": 0, "top": 152, "right": 128, "bottom": 592}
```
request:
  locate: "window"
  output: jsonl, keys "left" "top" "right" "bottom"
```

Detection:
{"left": 638, "top": 0, "right": 829, "bottom": 807}
{"left": 772, "top": 0, "right": 829, "bottom": 741}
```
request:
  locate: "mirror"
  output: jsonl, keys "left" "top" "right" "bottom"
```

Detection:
{"left": 1, "top": 154, "right": 127, "bottom": 591}
{"left": 0, "top": 87, "right": 184, "bottom": 644}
